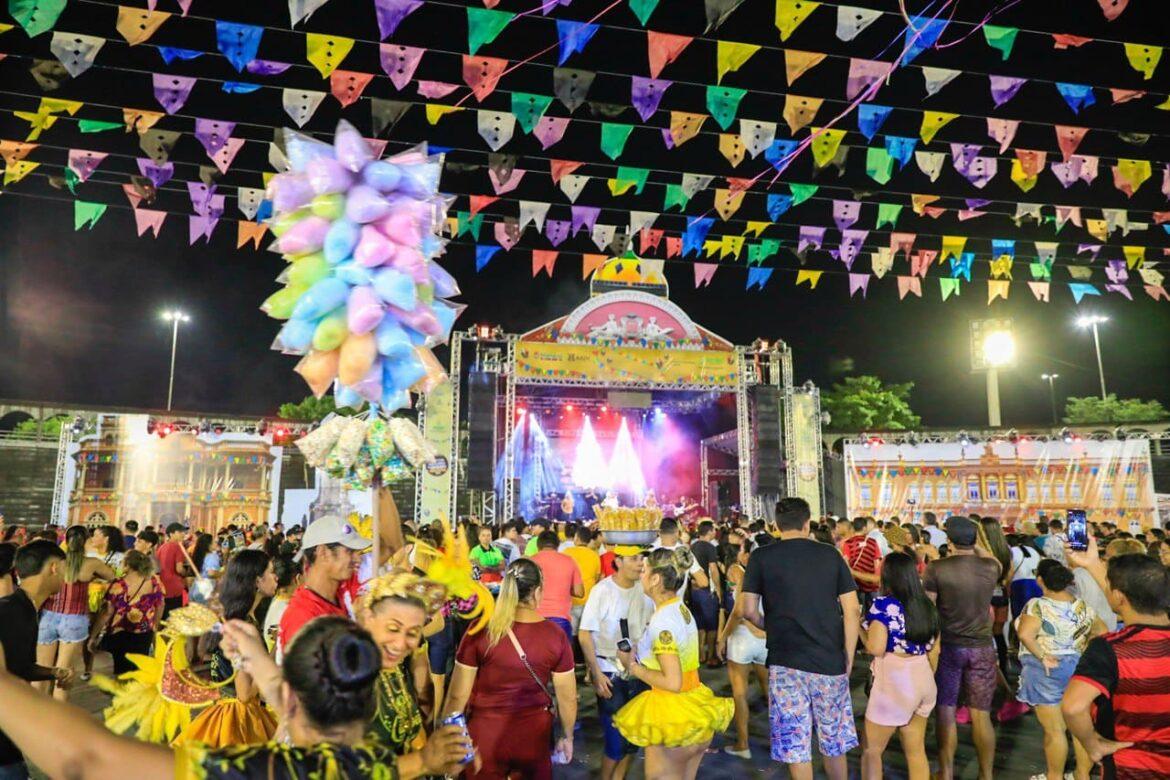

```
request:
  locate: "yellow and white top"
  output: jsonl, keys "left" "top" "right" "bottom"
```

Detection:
{"left": 638, "top": 598, "right": 701, "bottom": 688}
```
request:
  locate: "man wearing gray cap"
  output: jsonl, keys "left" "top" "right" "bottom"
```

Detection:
{"left": 277, "top": 515, "right": 369, "bottom": 653}
{"left": 924, "top": 516, "right": 1003, "bottom": 780}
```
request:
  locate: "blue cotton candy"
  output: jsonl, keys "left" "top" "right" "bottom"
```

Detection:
{"left": 291, "top": 277, "right": 349, "bottom": 320}
{"left": 375, "top": 319, "right": 414, "bottom": 357}
{"left": 279, "top": 317, "right": 317, "bottom": 352}
{"left": 334, "top": 260, "right": 373, "bottom": 287}
{"left": 372, "top": 268, "right": 418, "bottom": 310}
{"left": 324, "top": 219, "right": 361, "bottom": 264}
{"left": 385, "top": 351, "right": 427, "bottom": 394}
{"left": 362, "top": 161, "right": 402, "bottom": 193}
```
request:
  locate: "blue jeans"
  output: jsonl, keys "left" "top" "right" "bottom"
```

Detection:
{"left": 547, "top": 616, "right": 573, "bottom": 642}
{"left": 597, "top": 673, "right": 649, "bottom": 760}
{"left": 0, "top": 762, "right": 29, "bottom": 780}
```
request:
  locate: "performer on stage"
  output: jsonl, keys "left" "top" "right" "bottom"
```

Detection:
{"left": 644, "top": 490, "right": 659, "bottom": 509}
{"left": 602, "top": 490, "right": 620, "bottom": 510}
{"left": 561, "top": 491, "right": 576, "bottom": 521}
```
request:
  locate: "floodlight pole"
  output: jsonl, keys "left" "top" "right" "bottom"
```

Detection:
{"left": 986, "top": 367, "right": 1001, "bottom": 428}
{"left": 167, "top": 316, "right": 181, "bottom": 412}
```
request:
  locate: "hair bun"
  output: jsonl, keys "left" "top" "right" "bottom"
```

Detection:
{"left": 671, "top": 546, "right": 695, "bottom": 575}
{"left": 325, "top": 632, "right": 381, "bottom": 691}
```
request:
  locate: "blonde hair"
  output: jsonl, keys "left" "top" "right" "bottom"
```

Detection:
{"left": 1106, "top": 538, "right": 1147, "bottom": 558}
{"left": 63, "top": 525, "right": 88, "bottom": 582}
{"left": 486, "top": 559, "right": 542, "bottom": 648}
{"left": 644, "top": 546, "right": 694, "bottom": 593}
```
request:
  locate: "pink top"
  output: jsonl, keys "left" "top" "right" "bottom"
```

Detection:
{"left": 46, "top": 580, "right": 89, "bottom": 615}
{"left": 530, "top": 550, "right": 583, "bottom": 621}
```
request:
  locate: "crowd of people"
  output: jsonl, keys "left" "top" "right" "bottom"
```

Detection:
{"left": 0, "top": 501, "right": 1168, "bottom": 780}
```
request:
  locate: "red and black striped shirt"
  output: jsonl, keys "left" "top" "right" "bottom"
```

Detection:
{"left": 1072, "top": 624, "right": 1170, "bottom": 780}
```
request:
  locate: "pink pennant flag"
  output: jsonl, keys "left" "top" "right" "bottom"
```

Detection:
{"left": 489, "top": 167, "right": 525, "bottom": 195}
{"left": 176, "top": 0, "right": 193, "bottom": 15}
{"left": 533, "top": 116, "right": 570, "bottom": 149}
{"left": 550, "top": 158, "right": 582, "bottom": 184}
{"left": 237, "top": 220, "right": 268, "bottom": 248}
{"left": 152, "top": 73, "right": 197, "bottom": 114}
{"left": 209, "top": 137, "right": 245, "bottom": 174}
{"left": 889, "top": 232, "right": 916, "bottom": 261}
{"left": 1111, "top": 87, "right": 1146, "bottom": 104}
{"left": 123, "top": 182, "right": 145, "bottom": 208}
{"left": 957, "top": 210, "right": 987, "bottom": 221}
{"left": 494, "top": 221, "right": 520, "bottom": 250}
{"left": 922, "top": 205, "right": 946, "bottom": 219}
{"left": 67, "top": 149, "right": 107, "bottom": 182}
{"left": 647, "top": 32, "right": 692, "bottom": 79}
{"left": 986, "top": 118, "right": 1019, "bottom": 153}
{"left": 1055, "top": 205, "right": 1082, "bottom": 229}
{"left": 417, "top": 81, "right": 458, "bottom": 98}
{"left": 1028, "top": 281, "right": 1051, "bottom": 302}
{"left": 380, "top": 44, "right": 424, "bottom": 91}
{"left": 1106, "top": 284, "right": 1133, "bottom": 300}
{"left": 1055, "top": 125, "right": 1088, "bottom": 162}
{"left": 1097, "top": 0, "right": 1129, "bottom": 21}
{"left": 848, "top": 273, "right": 870, "bottom": 298}
{"left": 665, "top": 235, "right": 682, "bottom": 257}
{"left": 331, "top": 71, "right": 374, "bottom": 107}
{"left": 910, "top": 249, "right": 936, "bottom": 277}
{"left": 462, "top": 55, "right": 508, "bottom": 102}
{"left": 896, "top": 276, "right": 922, "bottom": 299}
{"left": 134, "top": 208, "right": 166, "bottom": 237}
{"left": 1145, "top": 285, "right": 1169, "bottom": 301}
{"left": 364, "top": 137, "right": 388, "bottom": 158}
{"left": 640, "top": 227, "right": 664, "bottom": 253}
{"left": 845, "top": 58, "right": 892, "bottom": 101}
{"left": 532, "top": 249, "right": 558, "bottom": 277}
{"left": 693, "top": 263, "right": 718, "bottom": 287}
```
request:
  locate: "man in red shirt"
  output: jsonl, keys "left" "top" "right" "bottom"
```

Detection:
{"left": 529, "top": 530, "right": 583, "bottom": 641}
{"left": 839, "top": 517, "right": 882, "bottom": 612}
{"left": 155, "top": 519, "right": 192, "bottom": 617}
{"left": 278, "top": 514, "right": 369, "bottom": 654}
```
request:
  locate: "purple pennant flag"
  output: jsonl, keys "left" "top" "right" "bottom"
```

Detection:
{"left": 533, "top": 117, "right": 570, "bottom": 150}
{"left": 571, "top": 205, "right": 600, "bottom": 236}
{"left": 832, "top": 200, "right": 861, "bottom": 231}
{"left": 630, "top": 76, "right": 671, "bottom": 122}
{"left": 848, "top": 273, "right": 870, "bottom": 298}
{"left": 374, "top": 0, "right": 424, "bottom": 40}
{"left": 845, "top": 59, "right": 893, "bottom": 101}
{"left": 495, "top": 220, "right": 520, "bottom": 251}
{"left": 1106, "top": 260, "right": 1128, "bottom": 283}
{"left": 136, "top": 157, "right": 174, "bottom": 187}
{"left": 1077, "top": 244, "right": 1101, "bottom": 258}
{"left": 194, "top": 119, "right": 236, "bottom": 156}
{"left": 797, "top": 225, "right": 826, "bottom": 254}
{"left": 245, "top": 59, "right": 291, "bottom": 75}
{"left": 965, "top": 198, "right": 992, "bottom": 210}
{"left": 187, "top": 182, "right": 225, "bottom": 217}
{"left": 949, "top": 143, "right": 982, "bottom": 171}
{"left": 152, "top": 74, "right": 197, "bottom": 114}
{"left": 661, "top": 128, "right": 675, "bottom": 149}
{"left": 67, "top": 150, "right": 107, "bottom": 182}
{"left": 988, "top": 75, "right": 1026, "bottom": 107}
{"left": 188, "top": 215, "right": 219, "bottom": 244}
{"left": 545, "top": 219, "right": 570, "bottom": 246}
{"left": 960, "top": 156, "right": 998, "bottom": 188}
{"left": 379, "top": 44, "right": 424, "bottom": 91}
{"left": 1106, "top": 284, "right": 1133, "bottom": 300}
{"left": 837, "top": 229, "right": 869, "bottom": 269}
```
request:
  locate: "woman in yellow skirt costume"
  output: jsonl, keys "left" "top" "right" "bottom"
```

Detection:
{"left": 614, "top": 547, "right": 733, "bottom": 779}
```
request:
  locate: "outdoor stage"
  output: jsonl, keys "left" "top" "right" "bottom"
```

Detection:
{"left": 415, "top": 256, "right": 826, "bottom": 525}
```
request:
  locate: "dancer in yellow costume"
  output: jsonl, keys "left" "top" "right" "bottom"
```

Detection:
{"left": 614, "top": 546, "right": 733, "bottom": 779}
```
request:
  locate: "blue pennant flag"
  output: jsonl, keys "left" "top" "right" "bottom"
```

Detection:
{"left": 222, "top": 81, "right": 262, "bottom": 93}
{"left": 682, "top": 216, "right": 715, "bottom": 257}
{"left": 475, "top": 244, "right": 502, "bottom": 271}
{"left": 746, "top": 267, "right": 774, "bottom": 290}
{"left": 991, "top": 239, "right": 1015, "bottom": 258}
{"left": 216, "top": 21, "right": 264, "bottom": 72}
{"left": 903, "top": 14, "right": 949, "bottom": 64}
{"left": 765, "top": 138, "right": 800, "bottom": 171}
{"left": 1055, "top": 83, "right": 1095, "bottom": 113}
{"left": 884, "top": 136, "right": 918, "bottom": 167}
{"left": 255, "top": 200, "right": 274, "bottom": 222}
{"left": 556, "top": 20, "right": 599, "bottom": 65}
{"left": 857, "top": 104, "right": 893, "bottom": 141}
{"left": 766, "top": 193, "right": 793, "bottom": 221}
{"left": 1069, "top": 283, "right": 1100, "bottom": 304}
{"left": 950, "top": 253, "right": 973, "bottom": 281}
{"left": 158, "top": 47, "right": 204, "bottom": 64}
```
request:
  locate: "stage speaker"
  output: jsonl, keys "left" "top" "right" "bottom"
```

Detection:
{"left": 465, "top": 371, "right": 497, "bottom": 490}
{"left": 750, "top": 385, "right": 783, "bottom": 495}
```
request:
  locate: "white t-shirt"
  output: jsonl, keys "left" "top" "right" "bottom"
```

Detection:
{"left": 651, "top": 541, "right": 703, "bottom": 595}
{"left": 923, "top": 526, "right": 948, "bottom": 548}
{"left": 578, "top": 577, "right": 655, "bottom": 674}
{"left": 1073, "top": 568, "right": 1117, "bottom": 632}
{"left": 264, "top": 595, "right": 291, "bottom": 663}
{"left": 868, "top": 529, "right": 892, "bottom": 556}
{"left": 1009, "top": 545, "right": 1040, "bottom": 581}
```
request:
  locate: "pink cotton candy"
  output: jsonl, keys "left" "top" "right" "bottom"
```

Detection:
{"left": 347, "top": 285, "right": 385, "bottom": 334}
{"left": 389, "top": 302, "right": 441, "bottom": 337}
{"left": 377, "top": 210, "right": 422, "bottom": 246}
{"left": 345, "top": 185, "right": 393, "bottom": 223}
{"left": 305, "top": 156, "right": 355, "bottom": 195}
{"left": 269, "top": 173, "right": 315, "bottom": 213}
{"left": 275, "top": 216, "right": 331, "bottom": 255}
{"left": 354, "top": 224, "right": 398, "bottom": 267}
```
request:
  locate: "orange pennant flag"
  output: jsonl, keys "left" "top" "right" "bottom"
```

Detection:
{"left": 532, "top": 249, "right": 558, "bottom": 277}
{"left": 462, "top": 55, "right": 508, "bottom": 102}
{"left": 782, "top": 94, "right": 822, "bottom": 134}
{"left": 714, "top": 188, "right": 746, "bottom": 220}
{"left": 237, "top": 221, "right": 269, "bottom": 249}
{"left": 468, "top": 194, "right": 498, "bottom": 216}
{"left": 550, "top": 159, "right": 583, "bottom": 184}
{"left": 784, "top": 50, "right": 826, "bottom": 85}
{"left": 116, "top": 6, "right": 170, "bottom": 45}
{"left": 123, "top": 108, "right": 164, "bottom": 134}
{"left": 647, "top": 31, "right": 693, "bottom": 79}
{"left": 718, "top": 134, "right": 745, "bottom": 167}
{"left": 669, "top": 112, "right": 706, "bottom": 147}
{"left": 330, "top": 70, "right": 374, "bottom": 107}
{"left": 0, "top": 139, "right": 37, "bottom": 166}
{"left": 581, "top": 253, "right": 607, "bottom": 278}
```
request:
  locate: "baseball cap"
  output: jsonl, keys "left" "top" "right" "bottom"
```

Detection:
{"left": 944, "top": 516, "right": 978, "bottom": 547}
{"left": 294, "top": 514, "right": 369, "bottom": 562}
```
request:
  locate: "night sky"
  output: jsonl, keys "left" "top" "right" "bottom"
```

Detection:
{"left": 1, "top": 0, "right": 1168, "bottom": 428}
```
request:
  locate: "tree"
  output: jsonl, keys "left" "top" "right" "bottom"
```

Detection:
{"left": 1063, "top": 394, "right": 1169, "bottom": 425}
{"left": 278, "top": 395, "right": 340, "bottom": 422}
{"left": 12, "top": 415, "right": 67, "bottom": 438}
{"left": 822, "top": 375, "right": 921, "bottom": 432}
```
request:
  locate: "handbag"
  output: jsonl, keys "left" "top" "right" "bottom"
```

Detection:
{"left": 505, "top": 628, "right": 561, "bottom": 748}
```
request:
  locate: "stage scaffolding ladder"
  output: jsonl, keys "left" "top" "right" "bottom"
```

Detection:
{"left": 734, "top": 347, "right": 753, "bottom": 514}
{"left": 501, "top": 334, "right": 518, "bottom": 523}
{"left": 50, "top": 421, "right": 74, "bottom": 526}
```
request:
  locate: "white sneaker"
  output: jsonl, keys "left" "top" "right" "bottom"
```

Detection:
{"left": 723, "top": 746, "right": 751, "bottom": 760}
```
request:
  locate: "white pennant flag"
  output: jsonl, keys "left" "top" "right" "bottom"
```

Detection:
{"left": 1102, "top": 208, "right": 1128, "bottom": 234}
{"left": 921, "top": 67, "right": 960, "bottom": 97}
{"left": 681, "top": 173, "right": 713, "bottom": 197}
{"left": 50, "top": 32, "right": 105, "bottom": 77}
{"left": 591, "top": 224, "right": 617, "bottom": 251}
{"left": 1014, "top": 203, "right": 1042, "bottom": 225}
{"left": 836, "top": 6, "right": 882, "bottom": 41}
{"left": 237, "top": 187, "right": 266, "bottom": 219}
{"left": 289, "top": 0, "right": 330, "bottom": 26}
{"left": 915, "top": 151, "right": 946, "bottom": 182}
{"left": 1034, "top": 241, "right": 1058, "bottom": 263}
{"left": 739, "top": 119, "right": 777, "bottom": 159}
{"left": 477, "top": 111, "right": 516, "bottom": 151}
{"left": 1124, "top": 221, "right": 1146, "bottom": 235}
{"left": 871, "top": 248, "right": 894, "bottom": 278}
{"left": 282, "top": 89, "right": 326, "bottom": 128}
{"left": 518, "top": 200, "right": 551, "bottom": 232}
{"left": 560, "top": 174, "right": 588, "bottom": 203}
{"left": 628, "top": 210, "right": 658, "bottom": 233}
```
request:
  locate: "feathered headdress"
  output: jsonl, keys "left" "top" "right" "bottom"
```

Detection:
{"left": 409, "top": 519, "right": 494, "bottom": 634}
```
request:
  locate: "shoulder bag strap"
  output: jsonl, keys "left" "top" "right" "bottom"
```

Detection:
{"left": 506, "top": 628, "right": 556, "bottom": 711}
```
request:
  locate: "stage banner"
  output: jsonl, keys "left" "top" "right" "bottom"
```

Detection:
{"left": 844, "top": 438, "right": 1158, "bottom": 527}
{"left": 788, "top": 390, "right": 823, "bottom": 518}
{"left": 515, "top": 342, "right": 739, "bottom": 387}
{"left": 417, "top": 379, "right": 456, "bottom": 524}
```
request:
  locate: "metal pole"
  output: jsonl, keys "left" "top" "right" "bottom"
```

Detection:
{"left": 1046, "top": 377, "right": 1058, "bottom": 425}
{"left": 986, "top": 367, "right": 1001, "bottom": 427}
{"left": 1091, "top": 323, "right": 1107, "bottom": 400}
{"left": 166, "top": 318, "right": 179, "bottom": 411}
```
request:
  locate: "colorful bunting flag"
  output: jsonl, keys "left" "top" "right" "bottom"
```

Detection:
{"left": 646, "top": 31, "right": 692, "bottom": 78}
{"left": 716, "top": 40, "right": 759, "bottom": 83}
{"left": 774, "top": 0, "right": 819, "bottom": 41}
{"left": 467, "top": 8, "right": 514, "bottom": 55}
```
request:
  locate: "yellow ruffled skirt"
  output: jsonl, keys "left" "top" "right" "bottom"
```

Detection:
{"left": 173, "top": 698, "right": 278, "bottom": 749}
{"left": 613, "top": 684, "right": 734, "bottom": 748}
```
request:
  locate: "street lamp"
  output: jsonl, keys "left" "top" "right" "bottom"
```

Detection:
{"left": 1075, "top": 314, "right": 1109, "bottom": 401}
{"left": 160, "top": 309, "right": 190, "bottom": 411}
{"left": 1041, "top": 373, "right": 1060, "bottom": 425}
{"left": 970, "top": 319, "right": 1015, "bottom": 428}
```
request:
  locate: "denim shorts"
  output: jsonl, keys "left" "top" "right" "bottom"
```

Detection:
{"left": 37, "top": 610, "right": 90, "bottom": 645}
{"left": 1017, "top": 654, "right": 1080, "bottom": 707}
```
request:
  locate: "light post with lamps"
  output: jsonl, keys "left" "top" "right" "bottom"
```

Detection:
{"left": 160, "top": 310, "right": 190, "bottom": 411}
{"left": 1041, "top": 373, "right": 1060, "bottom": 425}
{"left": 970, "top": 319, "right": 1016, "bottom": 428}
{"left": 1075, "top": 314, "right": 1109, "bottom": 400}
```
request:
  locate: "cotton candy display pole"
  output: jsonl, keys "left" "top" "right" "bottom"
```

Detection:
{"left": 262, "top": 120, "right": 463, "bottom": 413}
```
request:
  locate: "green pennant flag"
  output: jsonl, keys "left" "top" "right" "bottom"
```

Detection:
{"left": 663, "top": 183, "right": 689, "bottom": 211}
{"left": 511, "top": 92, "right": 553, "bottom": 134}
{"left": 789, "top": 182, "right": 817, "bottom": 205}
{"left": 467, "top": 8, "right": 514, "bottom": 55}
{"left": 611, "top": 166, "right": 650, "bottom": 195}
{"left": 746, "top": 244, "right": 764, "bottom": 266}
{"left": 74, "top": 200, "right": 107, "bottom": 230}
{"left": 939, "top": 277, "right": 961, "bottom": 301}
{"left": 876, "top": 203, "right": 903, "bottom": 229}
{"left": 64, "top": 167, "right": 80, "bottom": 195}
{"left": 706, "top": 85, "right": 747, "bottom": 130}
{"left": 456, "top": 210, "right": 484, "bottom": 240}
{"left": 628, "top": 0, "right": 660, "bottom": 25}
{"left": 865, "top": 147, "right": 893, "bottom": 185}
{"left": 758, "top": 238, "right": 780, "bottom": 259}
{"left": 599, "top": 123, "right": 635, "bottom": 160}
{"left": 982, "top": 25, "right": 1018, "bottom": 60}
{"left": 1029, "top": 260, "right": 1053, "bottom": 280}
{"left": 78, "top": 119, "right": 122, "bottom": 133}
{"left": 10, "top": 0, "right": 68, "bottom": 38}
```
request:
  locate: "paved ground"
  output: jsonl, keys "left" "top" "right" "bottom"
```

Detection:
{"left": 64, "top": 653, "right": 1056, "bottom": 778}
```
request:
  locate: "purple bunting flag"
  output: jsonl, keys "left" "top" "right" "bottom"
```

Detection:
{"left": 152, "top": 74, "right": 197, "bottom": 114}
{"left": 374, "top": 0, "right": 424, "bottom": 40}
{"left": 380, "top": 44, "right": 424, "bottom": 90}
{"left": 545, "top": 218, "right": 570, "bottom": 246}
{"left": 797, "top": 225, "right": 826, "bottom": 254}
{"left": 136, "top": 157, "right": 174, "bottom": 187}
{"left": 848, "top": 272, "right": 870, "bottom": 298}
{"left": 194, "top": 118, "right": 236, "bottom": 155}
{"left": 246, "top": 59, "right": 292, "bottom": 75}
{"left": 832, "top": 199, "right": 861, "bottom": 231}
{"left": 988, "top": 75, "right": 1026, "bottom": 107}
{"left": 630, "top": 76, "right": 671, "bottom": 121}
{"left": 571, "top": 205, "right": 601, "bottom": 236}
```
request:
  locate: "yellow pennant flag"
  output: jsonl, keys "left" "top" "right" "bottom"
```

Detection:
{"left": 608, "top": 178, "right": 636, "bottom": 196}
{"left": 262, "top": 171, "right": 278, "bottom": 188}
{"left": 3, "top": 159, "right": 39, "bottom": 185}
{"left": 670, "top": 112, "right": 706, "bottom": 147}
{"left": 783, "top": 95, "right": 822, "bottom": 134}
{"left": 1124, "top": 43, "right": 1162, "bottom": 80}
{"left": 987, "top": 280, "right": 1010, "bottom": 304}
{"left": 425, "top": 104, "right": 462, "bottom": 125}
{"left": 784, "top": 49, "right": 826, "bottom": 85}
{"left": 744, "top": 220, "right": 769, "bottom": 237}
{"left": 38, "top": 98, "right": 83, "bottom": 115}
{"left": 1009, "top": 159, "right": 1038, "bottom": 192}
{"left": 714, "top": 188, "right": 746, "bottom": 220}
{"left": 13, "top": 111, "right": 57, "bottom": 141}
{"left": 808, "top": 127, "right": 845, "bottom": 168}
{"left": 123, "top": 108, "right": 164, "bottom": 134}
{"left": 1084, "top": 218, "right": 1108, "bottom": 241}
{"left": 940, "top": 235, "right": 966, "bottom": 261}
{"left": 703, "top": 238, "right": 722, "bottom": 258}
{"left": 795, "top": 269, "right": 823, "bottom": 288}
{"left": 718, "top": 134, "right": 745, "bottom": 167}
{"left": 721, "top": 234, "right": 745, "bottom": 259}
{"left": 1116, "top": 158, "right": 1152, "bottom": 193}
{"left": 990, "top": 256, "right": 1013, "bottom": 279}
{"left": 1123, "top": 245, "right": 1145, "bottom": 269}
{"left": 910, "top": 194, "right": 939, "bottom": 215}
{"left": 0, "top": 23, "right": 14, "bottom": 35}
{"left": 116, "top": 6, "right": 171, "bottom": 46}
{"left": 1157, "top": 96, "right": 1170, "bottom": 110}
{"left": 775, "top": 0, "right": 819, "bottom": 42}
{"left": 716, "top": 41, "right": 760, "bottom": 83}
{"left": 444, "top": 216, "right": 459, "bottom": 236}
{"left": 306, "top": 33, "right": 355, "bottom": 78}
{"left": 920, "top": 111, "right": 958, "bottom": 144}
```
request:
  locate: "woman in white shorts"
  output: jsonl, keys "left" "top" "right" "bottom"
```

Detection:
{"left": 716, "top": 543, "right": 768, "bottom": 760}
